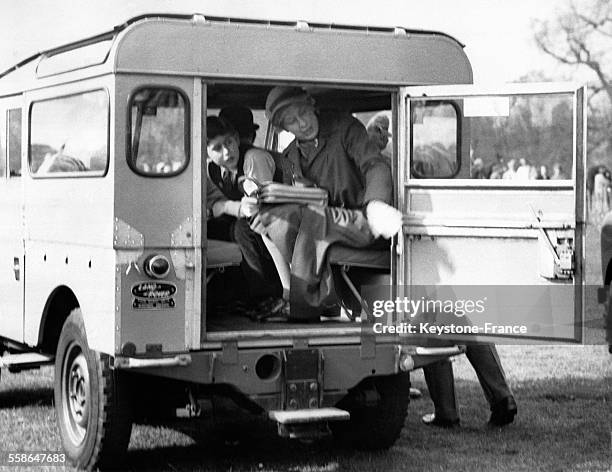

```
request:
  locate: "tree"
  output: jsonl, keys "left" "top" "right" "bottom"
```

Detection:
{"left": 534, "top": 0, "right": 612, "bottom": 161}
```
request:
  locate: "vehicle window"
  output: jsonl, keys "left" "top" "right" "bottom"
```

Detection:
{"left": 8, "top": 109, "right": 22, "bottom": 177}
{"left": 409, "top": 93, "right": 574, "bottom": 181}
{"left": 128, "top": 87, "right": 189, "bottom": 176}
{"left": 411, "top": 101, "right": 459, "bottom": 178}
{"left": 465, "top": 94, "right": 573, "bottom": 181}
{"left": 30, "top": 90, "right": 108, "bottom": 176}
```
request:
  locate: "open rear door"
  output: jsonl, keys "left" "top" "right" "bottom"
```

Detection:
{"left": 394, "top": 83, "right": 586, "bottom": 344}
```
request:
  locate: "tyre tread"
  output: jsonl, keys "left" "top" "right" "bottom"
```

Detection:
{"left": 55, "top": 309, "right": 132, "bottom": 471}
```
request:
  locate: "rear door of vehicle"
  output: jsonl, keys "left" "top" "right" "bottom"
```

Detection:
{"left": 395, "top": 83, "right": 585, "bottom": 344}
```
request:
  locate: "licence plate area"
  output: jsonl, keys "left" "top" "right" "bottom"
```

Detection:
{"left": 132, "top": 298, "right": 176, "bottom": 310}
{"left": 282, "top": 349, "right": 323, "bottom": 410}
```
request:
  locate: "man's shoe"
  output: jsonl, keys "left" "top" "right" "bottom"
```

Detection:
{"left": 252, "top": 298, "right": 289, "bottom": 322}
{"left": 421, "top": 413, "right": 459, "bottom": 428}
{"left": 409, "top": 387, "right": 423, "bottom": 399}
{"left": 488, "top": 396, "right": 517, "bottom": 426}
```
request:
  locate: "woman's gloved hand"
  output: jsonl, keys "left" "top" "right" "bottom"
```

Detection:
{"left": 365, "top": 200, "right": 403, "bottom": 239}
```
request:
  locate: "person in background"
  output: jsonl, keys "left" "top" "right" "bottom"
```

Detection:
{"left": 551, "top": 162, "right": 568, "bottom": 180}
{"left": 502, "top": 159, "right": 517, "bottom": 180}
{"left": 515, "top": 158, "right": 534, "bottom": 180}
{"left": 422, "top": 345, "right": 517, "bottom": 428}
{"left": 366, "top": 112, "right": 392, "bottom": 158}
{"left": 471, "top": 158, "right": 486, "bottom": 179}
{"left": 536, "top": 164, "right": 549, "bottom": 180}
{"left": 488, "top": 153, "right": 506, "bottom": 180}
{"left": 205, "top": 116, "right": 282, "bottom": 307}
{"left": 252, "top": 86, "right": 402, "bottom": 321}
{"left": 593, "top": 167, "right": 611, "bottom": 215}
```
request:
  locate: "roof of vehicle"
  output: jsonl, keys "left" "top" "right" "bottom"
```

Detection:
{"left": 0, "top": 13, "right": 473, "bottom": 95}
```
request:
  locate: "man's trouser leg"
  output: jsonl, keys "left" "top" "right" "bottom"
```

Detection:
{"left": 423, "top": 359, "right": 459, "bottom": 421}
{"left": 465, "top": 344, "right": 513, "bottom": 407}
{"left": 258, "top": 204, "right": 375, "bottom": 320}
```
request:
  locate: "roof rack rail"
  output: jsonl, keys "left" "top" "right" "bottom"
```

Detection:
{"left": 0, "top": 13, "right": 464, "bottom": 81}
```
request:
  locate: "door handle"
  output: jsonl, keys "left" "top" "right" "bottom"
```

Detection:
{"left": 13, "top": 257, "right": 20, "bottom": 281}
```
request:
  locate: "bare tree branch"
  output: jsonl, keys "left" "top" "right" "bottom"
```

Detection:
{"left": 533, "top": 0, "right": 612, "bottom": 157}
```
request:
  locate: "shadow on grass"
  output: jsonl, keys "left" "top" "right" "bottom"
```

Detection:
{"left": 113, "top": 376, "right": 612, "bottom": 472}
{"left": 124, "top": 417, "right": 363, "bottom": 472}
{"left": 0, "top": 372, "right": 608, "bottom": 471}
{"left": 0, "top": 386, "right": 53, "bottom": 408}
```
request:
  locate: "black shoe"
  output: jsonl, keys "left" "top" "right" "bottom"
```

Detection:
{"left": 250, "top": 298, "right": 289, "bottom": 322}
{"left": 488, "top": 396, "right": 517, "bottom": 426}
{"left": 422, "top": 413, "right": 460, "bottom": 428}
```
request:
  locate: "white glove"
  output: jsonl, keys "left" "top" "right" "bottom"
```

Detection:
{"left": 365, "top": 200, "right": 403, "bottom": 239}
{"left": 239, "top": 196, "right": 259, "bottom": 218}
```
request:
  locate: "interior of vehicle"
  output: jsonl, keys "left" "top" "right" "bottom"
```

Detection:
{"left": 204, "top": 82, "right": 394, "bottom": 333}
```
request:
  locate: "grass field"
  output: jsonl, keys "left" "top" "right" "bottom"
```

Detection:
{"left": 0, "top": 225, "right": 610, "bottom": 472}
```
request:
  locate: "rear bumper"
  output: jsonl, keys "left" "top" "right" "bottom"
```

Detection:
{"left": 111, "top": 343, "right": 466, "bottom": 410}
{"left": 113, "top": 343, "right": 398, "bottom": 393}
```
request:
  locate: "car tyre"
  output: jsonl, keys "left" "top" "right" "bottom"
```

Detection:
{"left": 54, "top": 309, "right": 133, "bottom": 470}
{"left": 330, "top": 372, "right": 410, "bottom": 450}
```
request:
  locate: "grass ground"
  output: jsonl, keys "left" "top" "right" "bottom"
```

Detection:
{"left": 0, "top": 225, "right": 610, "bottom": 472}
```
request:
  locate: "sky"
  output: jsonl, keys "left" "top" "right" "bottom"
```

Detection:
{"left": 0, "top": 0, "right": 572, "bottom": 84}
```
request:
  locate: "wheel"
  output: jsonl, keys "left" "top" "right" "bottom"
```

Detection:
{"left": 331, "top": 372, "right": 410, "bottom": 450}
{"left": 607, "top": 285, "right": 612, "bottom": 354}
{"left": 54, "top": 309, "right": 133, "bottom": 470}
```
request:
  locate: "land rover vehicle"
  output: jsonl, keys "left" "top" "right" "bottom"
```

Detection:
{"left": 0, "top": 13, "right": 586, "bottom": 470}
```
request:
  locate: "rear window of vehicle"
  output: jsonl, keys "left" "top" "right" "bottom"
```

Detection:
{"left": 127, "top": 87, "right": 189, "bottom": 177}
{"left": 411, "top": 101, "right": 460, "bottom": 178}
